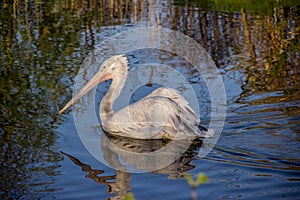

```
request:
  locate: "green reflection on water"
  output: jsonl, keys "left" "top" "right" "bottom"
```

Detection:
{"left": 0, "top": 1, "right": 89, "bottom": 199}
{"left": 0, "top": 0, "right": 299, "bottom": 199}
{"left": 175, "top": 0, "right": 300, "bottom": 14}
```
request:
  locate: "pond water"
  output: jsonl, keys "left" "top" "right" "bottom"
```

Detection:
{"left": 1, "top": 1, "right": 300, "bottom": 199}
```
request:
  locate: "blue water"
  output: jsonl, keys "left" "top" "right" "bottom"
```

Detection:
{"left": 1, "top": 1, "right": 300, "bottom": 199}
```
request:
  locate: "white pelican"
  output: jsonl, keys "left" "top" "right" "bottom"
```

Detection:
{"left": 59, "top": 55, "right": 213, "bottom": 140}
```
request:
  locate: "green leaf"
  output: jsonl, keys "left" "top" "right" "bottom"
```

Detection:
{"left": 195, "top": 173, "right": 208, "bottom": 186}
{"left": 122, "top": 192, "right": 135, "bottom": 200}
{"left": 184, "top": 172, "right": 209, "bottom": 187}
{"left": 184, "top": 174, "right": 194, "bottom": 186}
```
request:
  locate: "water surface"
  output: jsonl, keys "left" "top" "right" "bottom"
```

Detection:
{"left": 1, "top": 0, "right": 300, "bottom": 199}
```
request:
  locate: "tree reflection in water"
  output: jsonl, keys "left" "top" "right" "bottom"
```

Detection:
{"left": 1, "top": 0, "right": 299, "bottom": 199}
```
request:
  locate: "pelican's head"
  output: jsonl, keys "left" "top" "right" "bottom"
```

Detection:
{"left": 98, "top": 54, "right": 128, "bottom": 77}
{"left": 58, "top": 55, "right": 128, "bottom": 114}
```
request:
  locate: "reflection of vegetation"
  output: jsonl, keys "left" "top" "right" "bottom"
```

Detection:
{"left": 1, "top": 1, "right": 152, "bottom": 198}
{"left": 1, "top": 0, "right": 299, "bottom": 199}
{"left": 0, "top": 1, "right": 150, "bottom": 198}
{"left": 1, "top": 1, "right": 84, "bottom": 198}
{"left": 239, "top": 6, "right": 300, "bottom": 103}
{"left": 175, "top": 0, "right": 300, "bottom": 14}
{"left": 170, "top": 0, "right": 300, "bottom": 105}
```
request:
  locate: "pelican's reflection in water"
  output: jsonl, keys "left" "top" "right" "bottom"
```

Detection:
{"left": 61, "top": 151, "right": 131, "bottom": 199}
{"left": 61, "top": 133, "right": 203, "bottom": 199}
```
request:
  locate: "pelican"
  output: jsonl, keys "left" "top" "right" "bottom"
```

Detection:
{"left": 59, "top": 55, "right": 213, "bottom": 140}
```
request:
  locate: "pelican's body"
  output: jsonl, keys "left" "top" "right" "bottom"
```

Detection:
{"left": 59, "top": 55, "right": 213, "bottom": 140}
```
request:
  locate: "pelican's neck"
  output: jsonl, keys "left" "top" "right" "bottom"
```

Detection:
{"left": 100, "top": 69, "right": 127, "bottom": 123}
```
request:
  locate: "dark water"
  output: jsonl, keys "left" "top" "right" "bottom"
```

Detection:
{"left": 1, "top": 1, "right": 300, "bottom": 199}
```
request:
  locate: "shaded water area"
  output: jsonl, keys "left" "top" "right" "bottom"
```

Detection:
{"left": 1, "top": 0, "right": 300, "bottom": 199}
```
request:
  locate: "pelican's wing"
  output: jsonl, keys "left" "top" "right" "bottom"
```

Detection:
{"left": 103, "top": 87, "right": 201, "bottom": 139}
{"left": 145, "top": 87, "right": 199, "bottom": 122}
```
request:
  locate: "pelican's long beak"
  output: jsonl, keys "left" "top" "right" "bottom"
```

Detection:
{"left": 59, "top": 71, "right": 112, "bottom": 114}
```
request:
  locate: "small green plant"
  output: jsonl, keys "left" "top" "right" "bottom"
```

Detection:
{"left": 184, "top": 172, "right": 208, "bottom": 200}
{"left": 184, "top": 172, "right": 208, "bottom": 187}
{"left": 122, "top": 192, "right": 135, "bottom": 200}
{"left": 121, "top": 173, "right": 208, "bottom": 200}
